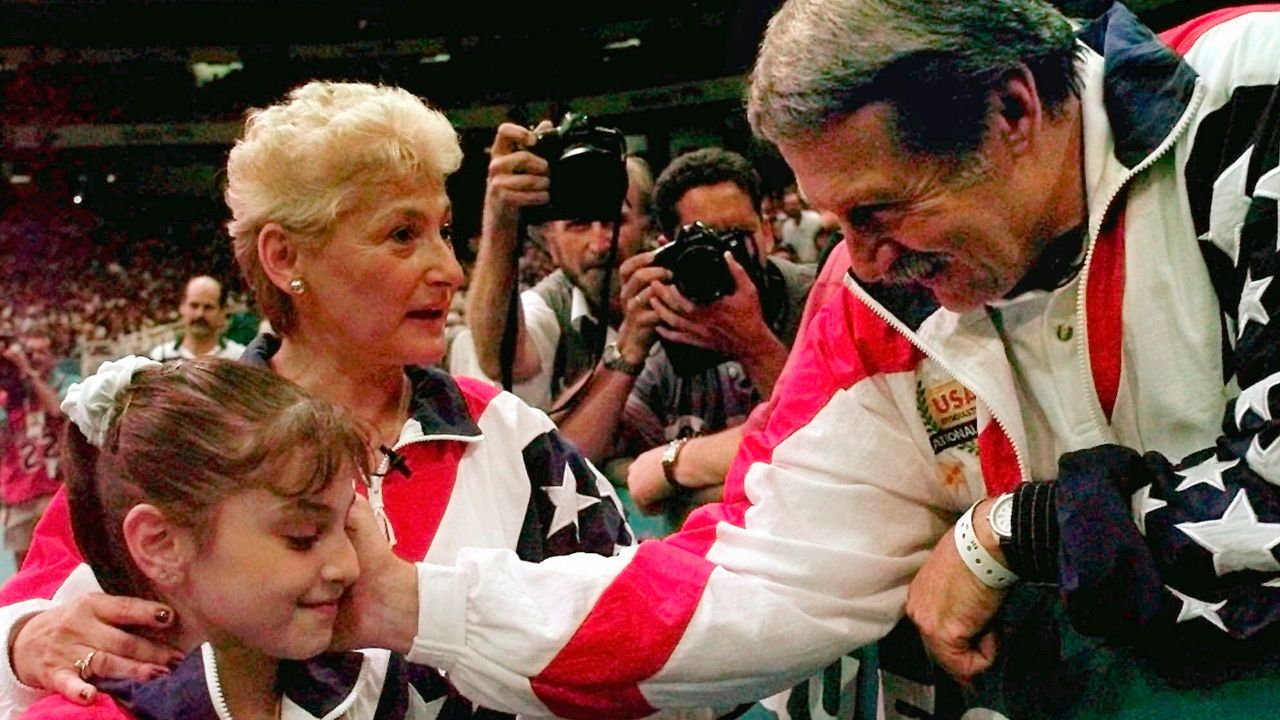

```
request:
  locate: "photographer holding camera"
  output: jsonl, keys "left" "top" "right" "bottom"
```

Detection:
{"left": 615, "top": 148, "right": 815, "bottom": 520}
{"left": 464, "top": 119, "right": 661, "bottom": 450}
{"left": 0, "top": 329, "right": 77, "bottom": 567}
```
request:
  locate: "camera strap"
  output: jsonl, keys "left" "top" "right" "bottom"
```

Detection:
{"left": 499, "top": 218, "right": 529, "bottom": 393}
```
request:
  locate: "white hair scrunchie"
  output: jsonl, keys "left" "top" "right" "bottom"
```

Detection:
{"left": 61, "top": 355, "right": 162, "bottom": 448}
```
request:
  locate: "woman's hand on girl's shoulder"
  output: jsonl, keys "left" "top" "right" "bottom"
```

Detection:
{"left": 12, "top": 593, "right": 183, "bottom": 705}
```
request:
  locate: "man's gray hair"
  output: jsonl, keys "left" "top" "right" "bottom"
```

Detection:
{"left": 748, "top": 0, "right": 1079, "bottom": 156}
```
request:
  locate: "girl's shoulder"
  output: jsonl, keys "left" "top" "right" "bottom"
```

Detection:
{"left": 23, "top": 693, "right": 135, "bottom": 720}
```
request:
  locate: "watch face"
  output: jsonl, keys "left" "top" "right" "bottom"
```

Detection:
{"left": 603, "top": 343, "right": 642, "bottom": 375}
{"left": 991, "top": 494, "right": 1015, "bottom": 538}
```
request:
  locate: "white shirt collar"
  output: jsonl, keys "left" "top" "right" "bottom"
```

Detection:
{"left": 569, "top": 284, "right": 601, "bottom": 332}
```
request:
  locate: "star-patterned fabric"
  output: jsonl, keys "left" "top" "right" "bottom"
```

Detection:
{"left": 1100, "top": 43, "right": 1280, "bottom": 640}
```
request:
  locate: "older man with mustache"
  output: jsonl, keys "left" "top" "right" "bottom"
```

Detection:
{"left": 327, "top": 3, "right": 1280, "bottom": 716}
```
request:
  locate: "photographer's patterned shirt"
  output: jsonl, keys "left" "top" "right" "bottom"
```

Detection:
{"left": 0, "top": 363, "right": 77, "bottom": 506}
{"left": 621, "top": 256, "right": 815, "bottom": 455}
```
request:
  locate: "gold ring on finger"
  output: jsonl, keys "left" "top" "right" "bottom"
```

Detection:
{"left": 74, "top": 649, "right": 97, "bottom": 681}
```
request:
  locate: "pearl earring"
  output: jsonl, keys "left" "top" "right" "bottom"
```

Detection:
{"left": 289, "top": 278, "right": 306, "bottom": 295}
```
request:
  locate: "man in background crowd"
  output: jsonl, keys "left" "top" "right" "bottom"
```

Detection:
{"left": 0, "top": 329, "right": 77, "bottom": 567}
{"left": 777, "top": 184, "right": 824, "bottom": 263}
{"left": 573, "top": 148, "right": 814, "bottom": 520}
{"left": 147, "top": 275, "right": 244, "bottom": 362}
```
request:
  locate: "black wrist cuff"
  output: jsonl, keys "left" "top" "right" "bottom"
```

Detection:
{"left": 1001, "top": 480, "right": 1059, "bottom": 583}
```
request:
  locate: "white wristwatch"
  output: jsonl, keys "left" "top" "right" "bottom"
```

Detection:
{"left": 954, "top": 500, "right": 1018, "bottom": 589}
{"left": 987, "top": 491, "right": 1015, "bottom": 543}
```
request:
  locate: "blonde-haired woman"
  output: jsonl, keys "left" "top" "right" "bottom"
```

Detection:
{"left": 0, "top": 81, "right": 632, "bottom": 720}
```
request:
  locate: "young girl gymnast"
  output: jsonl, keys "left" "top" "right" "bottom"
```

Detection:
{"left": 23, "top": 355, "right": 449, "bottom": 720}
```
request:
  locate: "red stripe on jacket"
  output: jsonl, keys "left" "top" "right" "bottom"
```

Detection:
{"left": 23, "top": 692, "right": 135, "bottom": 719}
{"left": 1159, "top": 4, "right": 1280, "bottom": 55}
{"left": 978, "top": 425, "right": 1021, "bottom": 496}
{"left": 530, "top": 541, "right": 716, "bottom": 719}
{"left": 1087, "top": 208, "right": 1126, "bottom": 423}
{"left": 377, "top": 376, "right": 500, "bottom": 562}
{"left": 0, "top": 489, "right": 81, "bottom": 605}
{"left": 531, "top": 285, "right": 920, "bottom": 716}
{"left": 454, "top": 376, "right": 501, "bottom": 418}
{"left": 377, "top": 442, "right": 468, "bottom": 563}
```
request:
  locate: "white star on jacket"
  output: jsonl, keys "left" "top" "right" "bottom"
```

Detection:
{"left": 1131, "top": 483, "right": 1168, "bottom": 535}
{"left": 1203, "top": 145, "right": 1253, "bottom": 266}
{"left": 1168, "top": 586, "right": 1230, "bottom": 633}
{"left": 542, "top": 461, "right": 601, "bottom": 539}
{"left": 1174, "top": 456, "right": 1238, "bottom": 492}
{"left": 1237, "top": 270, "right": 1272, "bottom": 338}
{"left": 1247, "top": 433, "right": 1280, "bottom": 487}
{"left": 1177, "top": 489, "right": 1280, "bottom": 576}
{"left": 413, "top": 694, "right": 447, "bottom": 717}
{"left": 1234, "top": 373, "right": 1280, "bottom": 428}
{"left": 1253, "top": 163, "right": 1280, "bottom": 251}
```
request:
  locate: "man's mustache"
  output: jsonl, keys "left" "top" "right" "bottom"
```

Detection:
{"left": 885, "top": 252, "right": 947, "bottom": 285}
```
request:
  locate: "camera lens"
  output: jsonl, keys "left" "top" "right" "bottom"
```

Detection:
{"left": 551, "top": 144, "right": 628, "bottom": 221}
{"left": 524, "top": 114, "right": 628, "bottom": 224}
{"left": 673, "top": 244, "right": 736, "bottom": 305}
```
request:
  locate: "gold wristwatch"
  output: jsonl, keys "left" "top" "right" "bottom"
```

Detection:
{"left": 662, "top": 436, "right": 691, "bottom": 490}
{"left": 602, "top": 341, "right": 644, "bottom": 376}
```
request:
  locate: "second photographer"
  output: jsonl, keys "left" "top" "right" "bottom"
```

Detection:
{"left": 615, "top": 149, "right": 815, "bottom": 519}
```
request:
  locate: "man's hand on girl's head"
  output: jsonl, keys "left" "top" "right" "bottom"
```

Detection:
{"left": 331, "top": 495, "right": 419, "bottom": 655}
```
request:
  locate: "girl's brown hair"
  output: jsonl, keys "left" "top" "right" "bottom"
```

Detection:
{"left": 62, "top": 358, "right": 372, "bottom": 598}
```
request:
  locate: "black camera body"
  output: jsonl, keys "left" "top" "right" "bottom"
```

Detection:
{"left": 651, "top": 221, "right": 763, "bottom": 306}
{"left": 652, "top": 222, "right": 767, "bottom": 377}
{"left": 525, "top": 113, "right": 628, "bottom": 223}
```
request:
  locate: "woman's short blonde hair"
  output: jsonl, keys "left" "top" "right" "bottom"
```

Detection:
{"left": 225, "top": 81, "right": 463, "bottom": 335}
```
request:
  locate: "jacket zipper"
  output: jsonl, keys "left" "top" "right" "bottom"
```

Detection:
{"left": 203, "top": 644, "right": 236, "bottom": 720}
{"left": 1073, "top": 78, "right": 1205, "bottom": 433}
{"left": 369, "top": 429, "right": 484, "bottom": 548}
{"left": 845, "top": 278, "right": 1031, "bottom": 494}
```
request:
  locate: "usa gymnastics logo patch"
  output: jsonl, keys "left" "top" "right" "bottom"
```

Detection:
{"left": 917, "top": 379, "right": 978, "bottom": 454}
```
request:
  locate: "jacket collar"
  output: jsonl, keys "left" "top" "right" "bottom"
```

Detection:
{"left": 1076, "top": 2, "right": 1198, "bottom": 168}
{"left": 243, "top": 333, "right": 481, "bottom": 440}
{"left": 402, "top": 364, "right": 482, "bottom": 440}
{"left": 99, "top": 646, "right": 373, "bottom": 720}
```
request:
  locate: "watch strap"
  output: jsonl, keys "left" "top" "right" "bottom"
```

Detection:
{"left": 1002, "top": 481, "right": 1059, "bottom": 583}
{"left": 954, "top": 501, "right": 1018, "bottom": 589}
{"left": 603, "top": 342, "right": 644, "bottom": 376}
{"left": 662, "top": 436, "right": 690, "bottom": 490}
